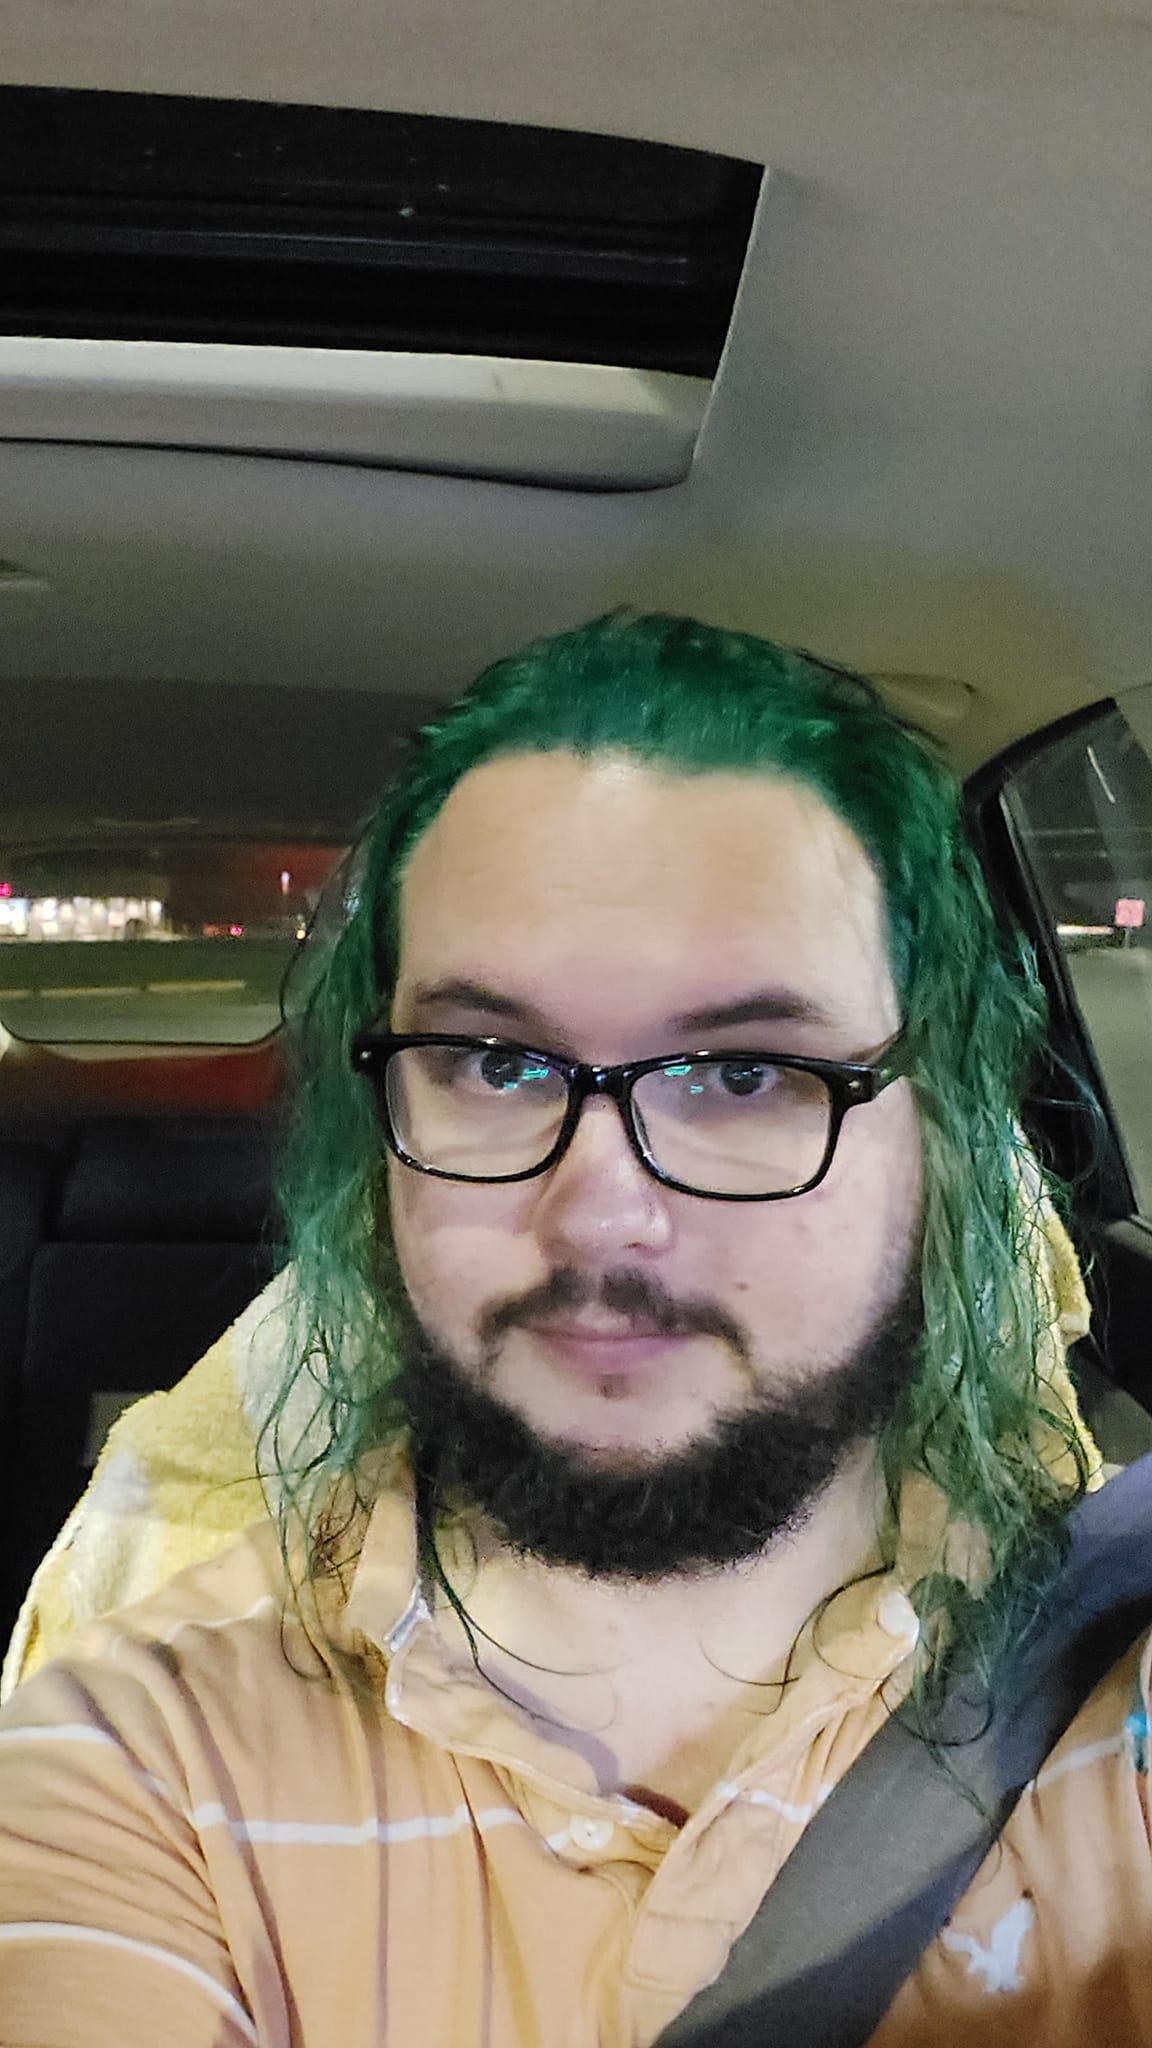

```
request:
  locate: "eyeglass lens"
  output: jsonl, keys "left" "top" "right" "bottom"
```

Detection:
{"left": 382, "top": 1043, "right": 834, "bottom": 1196}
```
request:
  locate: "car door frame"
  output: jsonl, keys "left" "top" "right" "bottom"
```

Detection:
{"left": 965, "top": 699, "right": 1152, "bottom": 1423}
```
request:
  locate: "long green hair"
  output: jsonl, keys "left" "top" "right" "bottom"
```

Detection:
{"left": 270, "top": 610, "right": 1088, "bottom": 1697}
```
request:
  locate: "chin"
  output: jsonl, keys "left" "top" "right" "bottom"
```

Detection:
{"left": 505, "top": 1379, "right": 738, "bottom": 1470}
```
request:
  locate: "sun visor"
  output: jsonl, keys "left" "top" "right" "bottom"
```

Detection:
{"left": 0, "top": 87, "right": 765, "bottom": 489}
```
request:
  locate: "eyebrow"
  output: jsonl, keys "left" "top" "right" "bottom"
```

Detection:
{"left": 667, "top": 991, "right": 845, "bottom": 1036}
{"left": 404, "top": 978, "right": 844, "bottom": 1040}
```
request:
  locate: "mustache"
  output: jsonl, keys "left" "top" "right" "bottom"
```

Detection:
{"left": 476, "top": 1266, "right": 751, "bottom": 1364}
{"left": 401, "top": 1264, "right": 925, "bottom": 1580}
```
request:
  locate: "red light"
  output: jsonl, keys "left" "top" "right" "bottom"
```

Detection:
{"left": 0, "top": 883, "right": 10, "bottom": 898}
{"left": 229, "top": 924, "right": 244, "bottom": 937}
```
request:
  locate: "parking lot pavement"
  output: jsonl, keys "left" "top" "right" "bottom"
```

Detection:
{"left": 0, "top": 938, "right": 287, "bottom": 1047}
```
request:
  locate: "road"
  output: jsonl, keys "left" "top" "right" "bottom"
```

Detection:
{"left": 0, "top": 991, "right": 280, "bottom": 1045}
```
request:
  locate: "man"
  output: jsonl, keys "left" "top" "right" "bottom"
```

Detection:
{"left": 0, "top": 613, "right": 1135, "bottom": 2048}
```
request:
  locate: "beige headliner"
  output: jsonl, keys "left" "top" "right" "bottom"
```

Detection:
{"left": 1, "top": 0, "right": 1151, "bottom": 772}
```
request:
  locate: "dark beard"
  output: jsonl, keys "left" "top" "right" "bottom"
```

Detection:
{"left": 397, "top": 1268, "right": 924, "bottom": 1582}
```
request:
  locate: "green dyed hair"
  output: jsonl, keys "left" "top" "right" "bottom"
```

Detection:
{"left": 271, "top": 610, "right": 1088, "bottom": 1696}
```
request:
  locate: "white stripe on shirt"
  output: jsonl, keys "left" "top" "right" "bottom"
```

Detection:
{"left": 1033, "top": 1732, "right": 1129, "bottom": 1789}
{"left": 0, "top": 1722, "right": 178, "bottom": 1810}
{"left": 0, "top": 1723, "right": 121, "bottom": 1750}
{"left": 189, "top": 1799, "right": 527, "bottom": 1847}
{"left": 127, "top": 1593, "right": 284, "bottom": 1653}
{"left": 716, "top": 1781, "right": 833, "bottom": 1824}
{"left": 0, "top": 1923, "right": 259, "bottom": 2043}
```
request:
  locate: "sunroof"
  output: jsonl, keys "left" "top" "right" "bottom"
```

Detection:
{"left": 0, "top": 87, "right": 762, "bottom": 374}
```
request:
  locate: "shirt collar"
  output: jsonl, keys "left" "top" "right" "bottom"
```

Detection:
{"left": 341, "top": 1454, "right": 927, "bottom": 1803}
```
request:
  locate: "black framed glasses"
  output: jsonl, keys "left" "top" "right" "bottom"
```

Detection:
{"left": 350, "top": 1029, "right": 915, "bottom": 1202}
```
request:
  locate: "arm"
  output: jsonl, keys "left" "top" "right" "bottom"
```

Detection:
{"left": 0, "top": 1653, "right": 261, "bottom": 2048}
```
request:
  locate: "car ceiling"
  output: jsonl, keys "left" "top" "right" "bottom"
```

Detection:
{"left": 1, "top": 0, "right": 1151, "bottom": 782}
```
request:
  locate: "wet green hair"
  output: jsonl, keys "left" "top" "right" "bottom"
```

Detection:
{"left": 271, "top": 610, "right": 1088, "bottom": 1698}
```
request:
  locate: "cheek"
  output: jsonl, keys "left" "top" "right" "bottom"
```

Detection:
{"left": 706, "top": 1203, "right": 840, "bottom": 1332}
{"left": 386, "top": 1089, "right": 924, "bottom": 1363}
{"left": 386, "top": 1159, "right": 541, "bottom": 1346}
{"left": 715, "top": 1097, "right": 922, "bottom": 1335}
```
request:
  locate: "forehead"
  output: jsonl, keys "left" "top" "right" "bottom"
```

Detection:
{"left": 395, "top": 749, "right": 897, "bottom": 1044}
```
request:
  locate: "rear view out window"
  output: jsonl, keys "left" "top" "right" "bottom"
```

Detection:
{"left": 0, "top": 838, "right": 345, "bottom": 1044}
{"left": 1004, "top": 695, "right": 1152, "bottom": 1211}
{"left": 0, "top": 675, "right": 432, "bottom": 1046}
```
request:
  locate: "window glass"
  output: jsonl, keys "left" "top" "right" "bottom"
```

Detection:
{"left": 0, "top": 673, "right": 431, "bottom": 1047}
{"left": 1004, "top": 695, "right": 1152, "bottom": 1210}
{"left": 0, "top": 838, "right": 345, "bottom": 1044}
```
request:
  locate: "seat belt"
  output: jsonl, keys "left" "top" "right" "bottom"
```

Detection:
{"left": 657, "top": 1450, "right": 1152, "bottom": 2048}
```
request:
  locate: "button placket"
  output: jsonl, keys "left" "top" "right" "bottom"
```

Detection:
{"left": 569, "top": 1814, "right": 615, "bottom": 1853}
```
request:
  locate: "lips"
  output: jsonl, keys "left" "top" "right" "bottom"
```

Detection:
{"left": 525, "top": 1320, "right": 688, "bottom": 1379}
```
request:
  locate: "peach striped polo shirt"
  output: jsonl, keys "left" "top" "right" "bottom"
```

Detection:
{"left": 2, "top": 1471, "right": 1152, "bottom": 2048}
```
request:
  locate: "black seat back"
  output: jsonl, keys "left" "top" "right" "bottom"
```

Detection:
{"left": 0, "top": 1115, "right": 277, "bottom": 1644}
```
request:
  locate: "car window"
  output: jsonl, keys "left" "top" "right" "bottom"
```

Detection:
{"left": 0, "top": 837, "right": 346, "bottom": 1044}
{"left": 1003, "top": 693, "right": 1152, "bottom": 1215}
{"left": 0, "top": 674, "right": 434, "bottom": 1048}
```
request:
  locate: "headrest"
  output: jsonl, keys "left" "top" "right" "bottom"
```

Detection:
{"left": 56, "top": 1118, "right": 274, "bottom": 1242}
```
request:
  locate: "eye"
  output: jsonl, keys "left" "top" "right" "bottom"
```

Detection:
{"left": 665, "top": 1059, "right": 775, "bottom": 1099}
{"left": 715, "top": 1060, "right": 772, "bottom": 1098}
{"left": 476, "top": 1048, "right": 552, "bottom": 1092}
{"left": 655, "top": 1058, "right": 782, "bottom": 1105}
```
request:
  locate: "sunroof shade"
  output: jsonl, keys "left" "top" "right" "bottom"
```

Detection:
{"left": 0, "top": 87, "right": 762, "bottom": 374}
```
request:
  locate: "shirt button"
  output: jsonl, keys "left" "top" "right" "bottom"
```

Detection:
{"left": 569, "top": 1815, "right": 614, "bottom": 1852}
{"left": 877, "top": 1590, "right": 920, "bottom": 1642}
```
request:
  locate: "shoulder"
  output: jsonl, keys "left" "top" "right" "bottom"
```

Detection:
{"left": 3, "top": 1276, "right": 289, "bottom": 1691}
{"left": 0, "top": 1517, "right": 397, "bottom": 1884}
{"left": 999, "top": 1622, "right": 1152, "bottom": 1861}
{"left": 3, "top": 1518, "right": 333, "bottom": 1742}
{"left": 888, "top": 1631, "right": 1152, "bottom": 2042}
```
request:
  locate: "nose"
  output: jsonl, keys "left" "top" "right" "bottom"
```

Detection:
{"left": 530, "top": 1094, "right": 673, "bottom": 1262}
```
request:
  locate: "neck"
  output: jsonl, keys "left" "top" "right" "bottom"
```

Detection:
{"left": 429, "top": 1444, "right": 890, "bottom": 1811}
